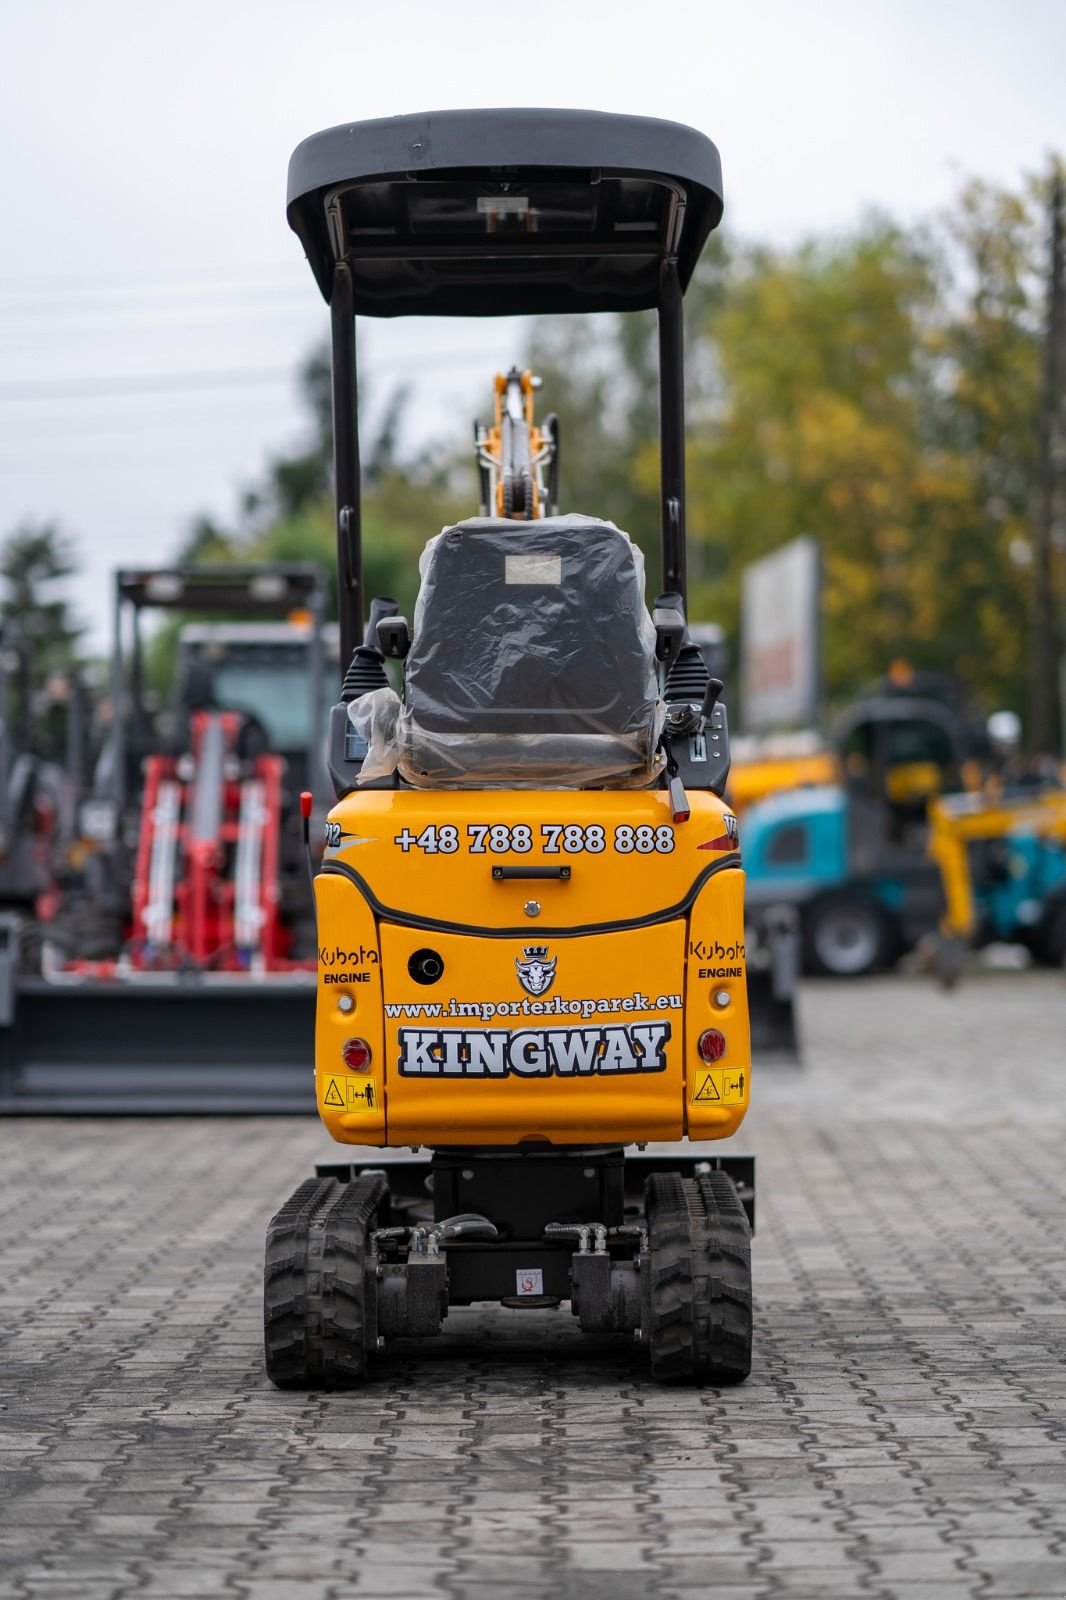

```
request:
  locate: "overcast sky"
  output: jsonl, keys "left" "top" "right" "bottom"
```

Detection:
{"left": 2, "top": 0, "right": 1064, "bottom": 643}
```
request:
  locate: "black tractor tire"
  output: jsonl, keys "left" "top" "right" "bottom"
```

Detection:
{"left": 645, "top": 1170, "right": 752, "bottom": 1384}
{"left": 934, "top": 933, "right": 967, "bottom": 990}
{"left": 264, "top": 1171, "right": 387, "bottom": 1390}
{"left": 1031, "top": 896, "right": 1066, "bottom": 968}
{"left": 802, "top": 891, "right": 894, "bottom": 977}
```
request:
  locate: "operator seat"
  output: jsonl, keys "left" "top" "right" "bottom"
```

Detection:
{"left": 398, "top": 515, "right": 662, "bottom": 788}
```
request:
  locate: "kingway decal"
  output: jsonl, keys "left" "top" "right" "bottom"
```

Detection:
{"left": 398, "top": 1021, "right": 671, "bottom": 1078}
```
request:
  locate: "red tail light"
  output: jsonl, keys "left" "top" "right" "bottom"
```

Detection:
{"left": 341, "top": 1037, "right": 372, "bottom": 1072}
{"left": 697, "top": 1028, "right": 726, "bottom": 1063}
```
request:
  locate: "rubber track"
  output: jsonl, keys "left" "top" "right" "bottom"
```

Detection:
{"left": 695, "top": 1168, "right": 753, "bottom": 1382}
{"left": 264, "top": 1171, "right": 387, "bottom": 1389}
{"left": 646, "top": 1169, "right": 752, "bottom": 1384}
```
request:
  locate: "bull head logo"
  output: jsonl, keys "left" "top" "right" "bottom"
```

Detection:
{"left": 515, "top": 945, "right": 557, "bottom": 997}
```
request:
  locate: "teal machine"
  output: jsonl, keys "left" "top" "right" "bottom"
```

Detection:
{"left": 744, "top": 682, "right": 1066, "bottom": 975}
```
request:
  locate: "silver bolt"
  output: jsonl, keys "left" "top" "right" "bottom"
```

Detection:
{"left": 712, "top": 988, "right": 730, "bottom": 1009}
{"left": 376, "top": 1337, "right": 386, "bottom": 1351}
{"left": 583, "top": 1167, "right": 596, "bottom": 1179}
{"left": 337, "top": 993, "right": 355, "bottom": 1014}
{"left": 462, "top": 1168, "right": 474, "bottom": 1181}
{"left": 524, "top": 900, "right": 541, "bottom": 918}
{"left": 633, "top": 1328, "right": 644, "bottom": 1344}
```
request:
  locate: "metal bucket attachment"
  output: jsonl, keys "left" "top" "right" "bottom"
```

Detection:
{"left": 746, "top": 904, "right": 801, "bottom": 1064}
{"left": 0, "top": 964, "right": 315, "bottom": 1115}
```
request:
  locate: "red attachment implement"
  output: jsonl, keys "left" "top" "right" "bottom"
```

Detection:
{"left": 129, "top": 712, "right": 302, "bottom": 973}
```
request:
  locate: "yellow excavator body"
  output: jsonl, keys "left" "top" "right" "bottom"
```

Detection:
{"left": 313, "top": 789, "right": 750, "bottom": 1148}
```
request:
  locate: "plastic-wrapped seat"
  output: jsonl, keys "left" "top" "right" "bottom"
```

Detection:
{"left": 396, "top": 515, "right": 662, "bottom": 789}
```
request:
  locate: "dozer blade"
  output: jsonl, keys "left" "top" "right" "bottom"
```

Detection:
{"left": 746, "top": 904, "right": 802, "bottom": 1065}
{"left": 0, "top": 979, "right": 315, "bottom": 1114}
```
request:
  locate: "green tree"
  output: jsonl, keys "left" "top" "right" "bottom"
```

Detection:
{"left": 180, "top": 163, "right": 1063, "bottom": 737}
{"left": 522, "top": 236, "right": 733, "bottom": 583}
{"left": 935, "top": 168, "right": 1064, "bottom": 729}
{"left": 683, "top": 219, "right": 953, "bottom": 705}
{"left": 181, "top": 342, "right": 471, "bottom": 634}
{"left": 523, "top": 171, "right": 1061, "bottom": 733}
{"left": 0, "top": 522, "right": 84, "bottom": 747}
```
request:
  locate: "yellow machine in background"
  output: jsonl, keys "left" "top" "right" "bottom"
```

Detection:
{"left": 475, "top": 368, "right": 559, "bottom": 521}
{"left": 738, "top": 670, "right": 1002, "bottom": 977}
{"left": 265, "top": 108, "right": 754, "bottom": 1388}
{"left": 927, "top": 786, "right": 1066, "bottom": 981}
{"left": 729, "top": 745, "right": 837, "bottom": 814}
{"left": 728, "top": 664, "right": 985, "bottom": 818}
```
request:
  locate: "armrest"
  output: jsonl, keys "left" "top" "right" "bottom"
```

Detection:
{"left": 652, "top": 591, "right": 685, "bottom": 667}
{"left": 377, "top": 616, "right": 411, "bottom": 659}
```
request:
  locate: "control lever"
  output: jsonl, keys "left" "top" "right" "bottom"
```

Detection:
{"left": 664, "top": 677, "right": 724, "bottom": 740}
{"left": 700, "top": 678, "right": 724, "bottom": 733}
{"left": 364, "top": 594, "right": 399, "bottom": 649}
{"left": 299, "top": 791, "right": 315, "bottom": 895}
{"left": 656, "top": 730, "right": 691, "bottom": 824}
{"left": 664, "top": 702, "right": 700, "bottom": 737}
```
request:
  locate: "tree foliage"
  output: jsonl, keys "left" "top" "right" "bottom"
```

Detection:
{"left": 523, "top": 172, "right": 1061, "bottom": 727}
{"left": 0, "top": 521, "right": 84, "bottom": 746}
{"left": 179, "top": 351, "right": 469, "bottom": 626}
{"left": 184, "top": 163, "right": 1063, "bottom": 736}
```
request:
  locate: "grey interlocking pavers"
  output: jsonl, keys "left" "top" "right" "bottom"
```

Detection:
{"left": 0, "top": 972, "right": 1064, "bottom": 1599}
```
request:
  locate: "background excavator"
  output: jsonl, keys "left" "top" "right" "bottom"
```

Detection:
{"left": 0, "top": 564, "right": 331, "bottom": 1112}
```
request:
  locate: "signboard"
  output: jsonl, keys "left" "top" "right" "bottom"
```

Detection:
{"left": 740, "top": 536, "right": 820, "bottom": 733}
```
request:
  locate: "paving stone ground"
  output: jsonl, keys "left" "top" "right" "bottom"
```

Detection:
{"left": 0, "top": 972, "right": 1064, "bottom": 1599}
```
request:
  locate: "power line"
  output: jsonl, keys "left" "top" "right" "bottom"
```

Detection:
{"left": 0, "top": 266, "right": 304, "bottom": 298}
{"left": 0, "top": 405, "right": 300, "bottom": 452}
{"left": 0, "top": 347, "right": 511, "bottom": 406}
{"left": 0, "top": 286, "right": 313, "bottom": 321}
{"left": 0, "top": 366, "right": 295, "bottom": 402}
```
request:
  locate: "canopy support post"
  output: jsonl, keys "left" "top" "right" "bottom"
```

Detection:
{"left": 109, "top": 575, "right": 126, "bottom": 818}
{"left": 330, "top": 261, "right": 362, "bottom": 677}
{"left": 657, "top": 259, "right": 687, "bottom": 603}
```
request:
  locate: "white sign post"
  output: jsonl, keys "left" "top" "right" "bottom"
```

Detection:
{"left": 740, "top": 536, "right": 821, "bottom": 733}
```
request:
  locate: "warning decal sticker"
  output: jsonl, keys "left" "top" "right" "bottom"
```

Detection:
{"left": 693, "top": 1068, "right": 746, "bottom": 1105}
{"left": 321, "top": 1076, "right": 377, "bottom": 1110}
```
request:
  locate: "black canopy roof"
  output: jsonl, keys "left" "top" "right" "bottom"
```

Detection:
{"left": 116, "top": 565, "right": 324, "bottom": 614}
{"left": 287, "top": 108, "right": 723, "bottom": 317}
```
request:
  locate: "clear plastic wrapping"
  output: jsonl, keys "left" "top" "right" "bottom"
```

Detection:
{"left": 355, "top": 516, "right": 664, "bottom": 789}
{"left": 347, "top": 685, "right": 401, "bottom": 781}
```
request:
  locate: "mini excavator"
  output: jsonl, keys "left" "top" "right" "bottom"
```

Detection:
{"left": 265, "top": 109, "right": 754, "bottom": 1384}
